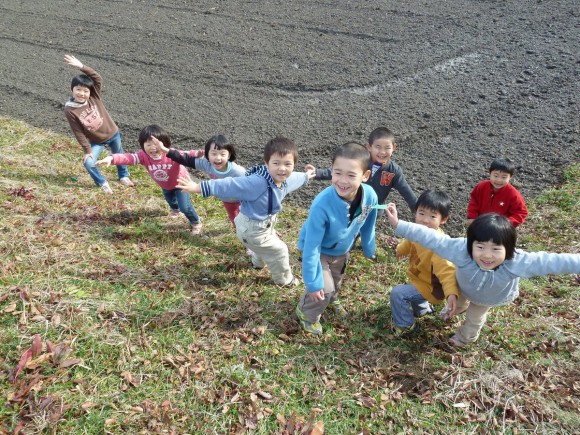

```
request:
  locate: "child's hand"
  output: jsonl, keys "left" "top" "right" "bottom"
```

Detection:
{"left": 150, "top": 136, "right": 169, "bottom": 154}
{"left": 305, "top": 167, "right": 316, "bottom": 179}
{"left": 195, "top": 149, "right": 205, "bottom": 158}
{"left": 95, "top": 156, "right": 113, "bottom": 167}
{"left": 64, "top": 54, "right": 83, "bottom": 69}
{"left": 384, "top": 203, "right": 399, "bottom": 227}
{"left": 82, "top": 153, "right": 92, "bottom": 163}
{"left": 176, "top": 177, "right": 201, "bottom": 194}
{"left": 304, "top": 164, "right": 316, "bottom": 172}
{"left": 442, "top": 295, "right": 458, "bottom": 320}
{"left": 307, "top": 289, "right": 325, "bottom": 302}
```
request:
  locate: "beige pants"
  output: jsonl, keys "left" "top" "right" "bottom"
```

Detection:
{"left": 297, "top": 253, "right": 349, "bottom": 323}
{"left": 235, "top": 213, "right": 293, "bottom": 285}
{"left": 453, "top": 294, "right": 492, "bottom": 344}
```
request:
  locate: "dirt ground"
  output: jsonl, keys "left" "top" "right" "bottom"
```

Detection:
{"left": 0, "top": 0, "right": 578, "bottom": 234}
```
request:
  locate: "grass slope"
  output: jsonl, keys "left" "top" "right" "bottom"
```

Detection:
{"left": 0, "top": 117, "right": 578, "bottom": 434}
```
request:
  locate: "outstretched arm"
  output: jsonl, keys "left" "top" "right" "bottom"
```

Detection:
{"left": 176, "top": 177, "right": 202, "bottom": 194}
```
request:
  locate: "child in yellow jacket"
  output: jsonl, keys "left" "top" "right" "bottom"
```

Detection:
{"left": 390, "top": 190, "right": 460, "bottom": 335}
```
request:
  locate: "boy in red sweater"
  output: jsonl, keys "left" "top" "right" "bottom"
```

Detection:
{"left": 467, "top": 159, "right": 528, "bottom": 228}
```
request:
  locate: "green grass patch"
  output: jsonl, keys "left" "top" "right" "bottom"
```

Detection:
{"left": 0, "top": 117, "right": 578, "bottom": 433}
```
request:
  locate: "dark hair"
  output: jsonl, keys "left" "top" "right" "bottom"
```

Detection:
{"left": 264, "top": 136, "right": 298, "bottom": 163}
{"left": 71, "top": 74, "right": 94, "bottom": 91}
{"left": 138, "top": 124, "right": 171, "bottom": 150}
{"left": 415, "top": 190, "right": 451, "bottom": 219}
{"left": 332, "top": 141, "right": 371, "bottom": 172}
{"left": 368, "top": 127, "right": 395, "bottom": 145}
{"left": 467, "top": 213, "right": 516, "bottom": 259}
{"left": 489, "top": 158, "right": 516, "bottom": 176}
{"left": 204, "top": 135, "right": 237, "bottom": 162}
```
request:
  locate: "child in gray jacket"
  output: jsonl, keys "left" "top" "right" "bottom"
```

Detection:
{"left": 177, "top": 137, "right": 314, "bottom": 286}
{"left": 385, "top": 204, "right": 580, "bottom": 347}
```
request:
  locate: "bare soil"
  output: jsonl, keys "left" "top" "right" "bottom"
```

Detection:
{"left": 0, "top": 0, "right": 578, "bottom": 233}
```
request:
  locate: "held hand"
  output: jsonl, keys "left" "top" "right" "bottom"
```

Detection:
{"left": 304, "top": 164, "right": 316, "bottom": 179}
{"left": 64, "top": 54, "right": 83, "bottom": 69}
{"left": 176, "top": 176, "right": 200, "bottom": 194}
{"left": 384, "top": 203, "right": 399, "bottom": 227}
{"left": 95, "top": 156, "right": 113, "bottom": 167}
{"left": 307, "top": 289, "right": 326, "bottom": 302}
{"left": 443, "top": 295, "right": 458, "bottom": 320}
{"left": 195, "top": 149, "right": 205, "bottom": 158}
{"left": 82, "top": 153, "right": 92, "bottom": 164}
{"left": 150, "top": 136, "right": 169, "bottom": 154}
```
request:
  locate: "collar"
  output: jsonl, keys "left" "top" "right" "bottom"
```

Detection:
{"left": 65, "top": 98, "right": 88, "bottom": 108}
{"left": 245, "top": 165, "right": 287, "bottom": 189}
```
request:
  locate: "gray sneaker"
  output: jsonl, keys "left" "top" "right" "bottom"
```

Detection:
{"left": 119, "top": 177, "right": 134, "bottom": 187}
{"left": 100, "top": 182, "right": 113, "bottom": 194}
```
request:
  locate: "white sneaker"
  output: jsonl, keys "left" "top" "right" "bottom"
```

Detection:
{"left": 119, "top": 177, "right": 134, "bottom": 187}
{"left": 100, "top": 182, "right": 113, "bottom": 194}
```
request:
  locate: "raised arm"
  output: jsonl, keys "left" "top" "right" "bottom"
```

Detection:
{"left": 64, "top": 54, "right": 83, "bottom": 69}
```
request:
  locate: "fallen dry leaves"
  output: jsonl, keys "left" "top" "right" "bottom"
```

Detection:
{"left": 6, "top": 334, "right": 81, "bottom": 431}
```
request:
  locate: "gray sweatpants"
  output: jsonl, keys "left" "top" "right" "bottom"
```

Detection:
{"left": 297, "top": 253, "right": 349, "bottom": 323}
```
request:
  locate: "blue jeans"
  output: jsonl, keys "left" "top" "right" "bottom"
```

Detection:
{"left": 84, "top": 131, "right": 129, "bottom": 186}
{"left": 162, "top": 188, "right": 200, "bottom": 224}
{"left": 390, "top": 284, "right": 433, "bottom": 328}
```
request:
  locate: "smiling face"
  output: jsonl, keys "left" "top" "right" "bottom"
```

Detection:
{"left": 265, "top": 152, "right": 295, "bottom": 186}
{"left": 207, "top": 144, "right": 230, "bottom": 171}
{"left": 366, "top": 138, "right": 396, "bottom": 165}
{"left": 143, "top": 138, "right": 163, "bottom": 160}
{"left": 415, "top": 206, "right": 448, "bottom": 230}
{"left": 471, "top": 240, "right": 507, "bottom": 270}
{"left": 489, "top": 170, "right": 512, "bottom": 191}
{"left": 72, "top": 85, "right": 90, "bottom": 104}
{"left": 331, "top": 156, "right": 370, "bottom": 202}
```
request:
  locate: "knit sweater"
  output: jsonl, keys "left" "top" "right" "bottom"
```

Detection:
{"left": 397, "top": 229, "right": 460, "bottom": 304}
{"left": 298, "top": 184, "right": 378, "bottom": 292}
{"left": 395, "top": 220, "right": 580, "bottom": 306}
{"left": 64, "top": 66, "right": 118, "bottom": 154}
{"left": 467, "top": 180, "right": 528, "bottom": 227}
